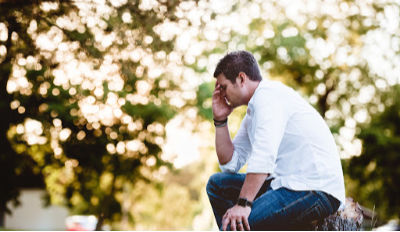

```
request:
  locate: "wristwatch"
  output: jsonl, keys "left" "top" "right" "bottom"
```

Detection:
{"left": 237, "top": 198, "right": 253, "bottom": 208}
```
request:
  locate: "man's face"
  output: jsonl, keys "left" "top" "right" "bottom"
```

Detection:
{"left": 216, "top": 73, "right": 243, "bottom": 108}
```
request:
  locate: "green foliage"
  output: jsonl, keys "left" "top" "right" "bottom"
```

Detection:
{"left": 0, "top": 1, "right": 66, "bottom": 219}
{"left": 122, "top": 102, "right": 176, "bottom": 125}
{"left": 344, "top": 86, "right": 400, "bottom": 221}
{"left": 1, "top": 0, "right": 399, "bottom": 229}
{"left": 196, "top": 81, "right": 214, "bottom": 121}
{"left": 0, "top": 0, "right": 188, "bottom": 229}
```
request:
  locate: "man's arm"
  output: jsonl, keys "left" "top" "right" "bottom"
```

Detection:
{"left": 221, "top": 173, "right": 269, "bottom": 231}
{"left": 212, "top": 83, "right": 234, "bottom": 164}
{"left": 239, "top": 173, "right": 270, "bottom": 201}
{"left": 215, "top": 125, "right": 234, "bottom": 164}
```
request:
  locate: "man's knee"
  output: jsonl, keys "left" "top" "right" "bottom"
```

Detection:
{"left": 206, "top": 172, "right": 224, "bottom": 195}
{"left": 207, "top": 172, "right": 235, "bottom": 195}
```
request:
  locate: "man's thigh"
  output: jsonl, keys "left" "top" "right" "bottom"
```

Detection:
{"left": 206, "top": 172, "right": 246, "bottom": 201}
{"left": 249, "top": 188, "right": 334, "bottom": 230}
{"left": 207, "top": 173, "right": 272, "bottom": 202}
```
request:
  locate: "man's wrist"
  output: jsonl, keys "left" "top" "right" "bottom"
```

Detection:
{"left": 213, "top": 118, "right": 228, "bottom": 127}
{"left": 213, "top": 117, "right": 227, "bottom": 123}
{"left": 236, "top": 198, "right": 253, "bottom": 208}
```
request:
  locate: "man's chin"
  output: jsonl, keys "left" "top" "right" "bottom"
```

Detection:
{"left": 225, "top": 98, "right": 232, "bottom": 106}
{"left": 228, "top": 101, "right": 239, "bottom": 108}
{"left": 225, "top": 98, "right": 239, "bottom": 108}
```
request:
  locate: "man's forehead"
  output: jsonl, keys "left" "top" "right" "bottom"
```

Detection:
{"left": 216, "top": 73, "right": 229, "bottom": 85}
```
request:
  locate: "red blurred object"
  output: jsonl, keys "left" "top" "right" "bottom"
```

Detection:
{"left": 66, "top": 215, "right": 97, "bottom": 231}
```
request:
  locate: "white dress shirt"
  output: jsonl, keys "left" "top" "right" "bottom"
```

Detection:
{"left": 219, "top": 79, "right": 346, "bottom": 207}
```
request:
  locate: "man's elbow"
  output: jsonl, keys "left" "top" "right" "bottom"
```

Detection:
{"left": 216, "top": 147, "right": 234, "bottom": 165}
{"left": 218, "top": 155, "right": 232, "bottom": 165}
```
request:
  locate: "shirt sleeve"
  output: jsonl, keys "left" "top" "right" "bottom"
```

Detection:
{"left": 219, "top": 115, "right": 251, "bottom": 173}
{"left": 246, "top": 88, "right": 289, "bottom": 174}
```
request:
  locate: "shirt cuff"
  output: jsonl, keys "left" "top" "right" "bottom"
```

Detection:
{"left": 219, "top": 150, "right": 241, "bottom": 173}
{"left": 246, "top": 159, "right": 275, "bottom": 174}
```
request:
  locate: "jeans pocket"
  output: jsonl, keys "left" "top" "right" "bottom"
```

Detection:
{"left": 295, "top": 199, "right": 324, "bottom": 224}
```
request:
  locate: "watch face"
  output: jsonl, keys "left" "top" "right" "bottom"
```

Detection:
{"left": 237, "top": 198, "right": 252, "bottom": 207}
{"left": 237, "top": 198, "right": 247, "bottom": 206}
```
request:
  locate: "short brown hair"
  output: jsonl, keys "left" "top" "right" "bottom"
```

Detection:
{"left": 213, "top": 50, "right": 262, "bottom": 83}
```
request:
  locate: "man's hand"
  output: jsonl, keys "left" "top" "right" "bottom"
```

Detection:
{"left": 213, "top": 83, "right": 233, "bottom": 121}
{"left": 222, "top": 205, "right": 251, "bottom": 231}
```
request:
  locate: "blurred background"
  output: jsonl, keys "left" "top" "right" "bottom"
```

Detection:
{"left": 0, "top": 0, "right": 399, "bottom": 230}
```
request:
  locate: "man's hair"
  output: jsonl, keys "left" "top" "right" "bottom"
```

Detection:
{"left": 213, "top": 50, "right": 262, "bottom": 83}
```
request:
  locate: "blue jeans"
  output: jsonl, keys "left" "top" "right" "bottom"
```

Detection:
{"left": 206, "top": 173, "right": 340, "bottom": 230}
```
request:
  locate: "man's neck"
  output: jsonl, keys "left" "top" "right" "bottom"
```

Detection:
{"left": 244, "top": 80, "right": 261, "bottom": 104}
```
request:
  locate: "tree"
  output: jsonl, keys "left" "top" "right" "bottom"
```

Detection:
{"left": 0, "top": 1, "right": 74, "bottom": 226}
{"left": 344, "top": 85, "right": 400, "bottom": 222}
{"left": 0, "top": 0, "right": 190, "bottom": 229}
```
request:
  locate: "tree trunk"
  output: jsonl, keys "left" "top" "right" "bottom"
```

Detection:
{"left": 0, "top": 14, "right": 19, "bottom": 225}
{"left": 0, "top": 209, "right": 4, "bottom": 228}
{"left": 95, "top": 213, "right": 105, "bottom": 231}
{"left": 95, "top": 173, "right": 117, "bottom": 231}
{"left": 313, "top": 198, "right": 364, "bottom": 231}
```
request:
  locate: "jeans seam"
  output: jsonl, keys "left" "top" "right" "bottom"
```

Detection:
{"left": 280, "top": 191, "right": 314, "bottom": 213}
{"left": 313, "top": 191, "right": 334, "bottom": 214}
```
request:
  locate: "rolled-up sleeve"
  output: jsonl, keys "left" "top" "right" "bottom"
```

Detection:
{"left": 219, "top": 116, "right": 251, "bottom": 173}
{"left": 246, "top": 89, "right": 289, "bottom": 174}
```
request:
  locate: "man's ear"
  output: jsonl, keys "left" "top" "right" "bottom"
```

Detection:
{"left": 238, "top": 72, "right": 246, "bottom": 87}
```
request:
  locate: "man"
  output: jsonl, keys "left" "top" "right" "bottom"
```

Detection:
{"left": 206, "top": 51, "right": 345, "bottom": 230}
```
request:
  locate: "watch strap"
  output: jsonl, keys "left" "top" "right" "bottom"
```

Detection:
{"left": 237, "top": 198, "right": 253, "bottom": 208}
